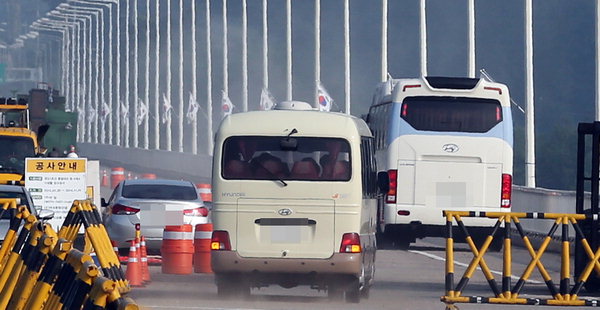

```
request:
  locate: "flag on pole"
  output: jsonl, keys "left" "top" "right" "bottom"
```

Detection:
{"left": 120, "top": 100, "right": 129, "bottom": 121}
{"left": 222, "top": 90, "right": 233, "bottom": 118}
{"left": 77, "top": 106, "right": 84, "bottom": 122}
{"left": 137, "top": 99, "right": 148, "bottom": 126}
{"left": 162, "top": 93, "right": 172, "bottom": 124}
{"left": 317, "top": 81, "right": 333, "bottom": 112}
{"left": 186, "top": 92, "right": 199, "bottom": 124}
{"left": 88, "top": 107, "right": 97, "bottom": 120}
{"left": 259, "top": 88, "right": 276, "bottom": 111}
{"left": 101, "top": 101, "right": 111, "bottom": 122}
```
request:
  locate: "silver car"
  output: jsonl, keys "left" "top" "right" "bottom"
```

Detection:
{"left": 0, "top": 185, "right": 54, "bottom": 242}
{"left": 102, "top": 179, "right": 210, "bottom": 253}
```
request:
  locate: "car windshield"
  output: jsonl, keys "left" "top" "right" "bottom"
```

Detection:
{"left": 121, "top": 184, "right": 198, "bottom": 200}
{"left": 0, "top": 191, "right": 30, "bottom": 219}
{"left": 222, "top": 136, "right": 351, "bottom": 181}
{"left": 0, "top": 136, "right": 35, "bottom": 174}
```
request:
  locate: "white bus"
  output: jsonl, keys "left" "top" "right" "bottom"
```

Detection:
{"left": 366, "top": 76, "right": 513, "bottom": 249}
{"left": 210, "top": 101, "right": 385, "bottom": 303}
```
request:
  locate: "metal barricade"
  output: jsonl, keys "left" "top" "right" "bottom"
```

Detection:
{"left": 442, "top": 210, "right": 600, "bottom": 308}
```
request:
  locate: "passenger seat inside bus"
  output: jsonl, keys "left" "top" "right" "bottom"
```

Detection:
{"left": 291, "top": 159, "right": 320, "bottom": 180}
{"left": 255, "top": 158, "right": 288, "bottom": 178}
{"left": 332, "top": 160, "right": 350, "bottom": 180}
{"left": 224, "top": 160, "right": 252, "bottom": 178}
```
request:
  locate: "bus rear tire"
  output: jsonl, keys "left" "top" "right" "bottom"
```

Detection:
{"left": 344, "top": 277, "right": 361, "bottom": 303}
{"left": 216, "top": 274, "right": 250, "bottom": 298}
{"left": 396, "top": 235, "right": 411, "bottom": 250}
{"left": 376, "top": 231, "right": 393, "bottom": 249}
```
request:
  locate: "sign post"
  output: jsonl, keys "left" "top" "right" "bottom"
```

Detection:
{"left": 25, "top": 158, "right": 87, "bottom": 230}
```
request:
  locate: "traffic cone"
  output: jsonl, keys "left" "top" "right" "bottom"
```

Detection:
{"left": 140, "top": 236, "right": 151, "bottom": 283}
{"left": 101, "top": 170, "right": 109, "bottom": 187}
{"left": 111, "top": 240, "right": 125, "bottom": 263}
{"left": 125, "top": 240, "right": 143, "bottom": 287}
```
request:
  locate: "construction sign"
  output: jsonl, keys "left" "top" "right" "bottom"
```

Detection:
{"left": 25, "top": 158, "right": 87, "bottom": 229}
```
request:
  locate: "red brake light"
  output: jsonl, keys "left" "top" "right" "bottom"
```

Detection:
{"left": 386, "top": 169, "right": 397, "bottom": 204}
{"left": 484, "top": 86, "right": 503, "bottom": 95}
{"left": 211, "top": 230, "right": 231, "bottom": 251}
{"left": 340, "top": 233, "right": 362, "bottom": 253}
{"left": 403, "top": 84, "right": 421, "bottom": 92}
{"left": 111, "top": 204, "right": 140, "bottom": 215}
{"left": 183, "top": 207, "right": 209, "bottom": 217}
{"left": 401, "top": 104, "right": 408, "bottom": 117}
{"left": 501, "top": 174, "right": 512, "bottom": 208}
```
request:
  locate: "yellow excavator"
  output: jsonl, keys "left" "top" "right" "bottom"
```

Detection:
{"left": 0, "top": 97, "right": 48, "bottom": 185}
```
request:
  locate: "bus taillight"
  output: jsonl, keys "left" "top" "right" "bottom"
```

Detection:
{"left": 339, "top": 233, "right": 362, "bottom": 253}
{"left": 484, "top": 86, "right": 503, "bottom": 95}
{"left": 386, "top": 169, "right": 398, "bottom": 204}
{"left": 501, "top": 174, "right": 512, "bottom": 208}
{"left": 403, "top": 84, "right": 421, "bottom": 92}
{"left": 211, "top": 230, "right": 231, "bottom": 251}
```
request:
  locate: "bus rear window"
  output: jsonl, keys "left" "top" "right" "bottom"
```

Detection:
{"left": 222, "top": 136, "right": 351, "bottom": 181}
{"left": 401, "top": 96, "right": 502, "bottom": 133}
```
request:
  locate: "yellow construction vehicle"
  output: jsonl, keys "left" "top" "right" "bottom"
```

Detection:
{"left": 0, "top": 97, "right": 48, "bottom": 185}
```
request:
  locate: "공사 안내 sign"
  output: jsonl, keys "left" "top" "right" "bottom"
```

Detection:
{"left": 25, "top": 158, "right": 87, "bottom": 230}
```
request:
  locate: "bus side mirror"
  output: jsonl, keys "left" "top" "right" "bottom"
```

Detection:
{"left": 377, "top": 171, "right": 389, "bottom": 193}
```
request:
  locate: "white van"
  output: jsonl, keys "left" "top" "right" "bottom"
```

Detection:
{"left": 210, "top": 101, "right": 385, "bottom": 303}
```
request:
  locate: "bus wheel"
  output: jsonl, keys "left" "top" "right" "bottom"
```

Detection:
{"left": 344, "top": 277, "right": 361, "bottom": 303}
{"left": 376, "top": 231, "right": 393, "bottom": 249}
{"left": 395, "top": 227, "right": 412, "bottom": 250}
{"left": 360, "top": 284, "right": 371, "bottom": 299}
{"left": 216, "top": 274, "right": 250, "bottom": 298}
{"left": 395, "top": 235, "right": 411, "bottom": 250}
{"left": 327, "top": 281, "right": 344, "bottom": 301}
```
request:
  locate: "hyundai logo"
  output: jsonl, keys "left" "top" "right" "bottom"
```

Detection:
{"left": 278, "top": 208, "right": 293, "bottom": 216}
{"left": 442, "top": 144, "right": 459, "bottom": 153}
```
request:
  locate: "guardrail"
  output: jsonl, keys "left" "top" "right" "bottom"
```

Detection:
{"left": 441, "top": 210, "right": 600, "bottom": 308}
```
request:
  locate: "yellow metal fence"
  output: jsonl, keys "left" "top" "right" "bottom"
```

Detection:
{"left": 442, "top": 211, "right": 600, "bottom": 308}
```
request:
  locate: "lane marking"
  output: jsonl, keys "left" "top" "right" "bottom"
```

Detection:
{"left": 408, "top": 249, "right": 543, "bottom": 284}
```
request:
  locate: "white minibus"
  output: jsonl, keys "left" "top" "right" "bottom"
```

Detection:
{"left": 367, "top": 76, "right": 513, "bottom": 250}
{"left": 210, "top": 101, "right": 385, "bottom": 303}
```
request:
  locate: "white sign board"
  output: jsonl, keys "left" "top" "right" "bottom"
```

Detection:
{"left": 25, "top": 158, "right": 87, "bottom": 230}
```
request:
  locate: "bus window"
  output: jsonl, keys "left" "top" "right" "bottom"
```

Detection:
{"left": 401, "top": 96, "right": 502, "bottom": 133}
{"left": 221, "top": 136, "right": 351, "bottom": 181}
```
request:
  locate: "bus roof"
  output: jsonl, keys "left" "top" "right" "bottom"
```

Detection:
{"left": 371, "top": 76, "right": 511, "bottom": 107}
{"left": 218, "top": 109, "right": 373, "bottom": 139}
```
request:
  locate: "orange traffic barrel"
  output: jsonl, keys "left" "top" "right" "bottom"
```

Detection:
{"left": 161, "top": 225, "right": 194, "bottom": 274}
{"left": 193, "top": 223, "right": 213, "bottom": 273}
{"left": 196, "top": 183, "right": 212, "bottom": 202}
{"left": 111, "top": 167, "right": 125, "bottom": 189}
{"left": 101, "top": 169, "right": 109, "bottom": 187}
{"left": 141, "top": 173, "right": 157, "bottom": 179}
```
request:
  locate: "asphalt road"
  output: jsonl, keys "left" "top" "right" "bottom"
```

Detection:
{"left": 126, "top": 238, "right": 600, "bottom": 310}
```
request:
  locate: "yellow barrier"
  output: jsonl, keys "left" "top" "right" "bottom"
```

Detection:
{"left": 441, "top": 211, "right": 600, "bottom": 308}
{"left": 0, "top": 199, "right": 137, "bottom": 309}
